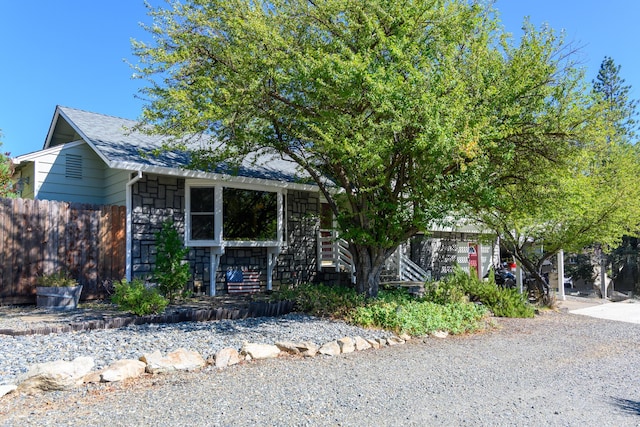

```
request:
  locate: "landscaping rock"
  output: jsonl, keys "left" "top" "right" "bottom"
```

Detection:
{"left": 83, "top": 370, "right": 103, "bottom": 384}
{"left": 431, "top": 330, "right": 449, "bottom": 339}
{"left": 354, "top": 336, "right": 372, "bottom": 351}
{"left": 376, "top": 338, "right": 388, "bottom": 347}
{"left": 215, "top": 348, "right": 241, "bottom": 369}
{"left": 275, "top": 341, "right": 319, "bottom": 357}
{"left": 0, "top": 385, "right": 16, "bottom": 398}
{"left": 399, "top": 333, "right": 412, "bottom": 341}
{"left": 318, "top": 341, "right": 341, "bottom": 356}
{"left": 387, "top": 336, "right": 405, "bottom": 346}
{"left": 140, "top": 348, "right": 206, "bottom": 374}
{"left": 241, "top": 343, "right": 281, "bottom": 360}
{"left": 366, "top": 338, "right": 381, "bottom": 349}
{"left": 337, "top": 337, "right": 355, "bottom": 353}
{"left": 17, "top": 356, "right": 94, "bottom": 392}
{"left": 101, "top": 359, "right": 146, "bottom": 382}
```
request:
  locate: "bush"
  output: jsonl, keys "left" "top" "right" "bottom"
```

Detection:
{"left": 273, "top": 282, "right": 366, "bottom": 318}
{"left": 36, "top": 271, "right": 78, "bottom": 287}
{"left": 351, "top": 289, "right": 488, "bottom": 335}
{"left": 111, "top": 279, "right": 168, "bottom": 316}
{"left": 425, "top": 266, "right": 534, "bottom": 318}
{"left": 274, "top": 283, "right": 488, "bottom": 335}
{"left": 422, "top": 278, "right": 467, "bottom": 305}
{"left": 153, "top": 219, "right": 191, "bottom": 303}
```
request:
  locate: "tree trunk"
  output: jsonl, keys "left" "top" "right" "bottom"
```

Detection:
{"left": 351, "top": 244, "right": 395, "bottom": 298}
{"left": 510, "top": 246, "right": 554, "bottom": 305}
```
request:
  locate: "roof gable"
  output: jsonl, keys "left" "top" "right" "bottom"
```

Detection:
{"left": 41, "top": 106, "right": 313, "bottom": 186}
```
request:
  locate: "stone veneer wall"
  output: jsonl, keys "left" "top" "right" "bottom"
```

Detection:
{"left": 274, "top": 190, "right": 320, "bottom": 287}
{"left": 130, "top": 174, "right": 186, "bottom": 280}
{"left": 130, "top": 174, "right": 321, "bottom": 294}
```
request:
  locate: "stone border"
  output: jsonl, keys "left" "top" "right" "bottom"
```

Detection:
{"left": 1, "top": 330, "right": 434, "bottom": 398}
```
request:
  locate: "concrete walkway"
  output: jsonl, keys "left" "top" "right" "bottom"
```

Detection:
{"left": 559, "top": 296, "right": 640, "bottom": 324}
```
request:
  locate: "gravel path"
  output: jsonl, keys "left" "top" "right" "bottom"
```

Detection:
{"left": 2, "top": 311, "right": 640, "bottom": 426}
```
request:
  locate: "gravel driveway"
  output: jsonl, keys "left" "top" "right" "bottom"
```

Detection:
{"left": 2, "top": 310, "right": 639, "bottom": 426}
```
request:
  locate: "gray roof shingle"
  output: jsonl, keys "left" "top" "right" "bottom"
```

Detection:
{"left": 55, "top": 106, "right": 311, "bottom": 184}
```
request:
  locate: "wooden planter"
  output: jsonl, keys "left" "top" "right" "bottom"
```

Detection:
{"left": 36, "top": 285, "right": 83, "bottom": 310}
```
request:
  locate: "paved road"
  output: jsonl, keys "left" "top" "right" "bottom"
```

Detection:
{"left": 560, "top": 297, "right": 640, "bottom": 324}
{"left": 2, "top": 310, "right": 639, "bottom": 426}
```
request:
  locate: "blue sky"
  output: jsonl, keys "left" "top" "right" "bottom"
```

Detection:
{"left": 1, "top": 1, "right": 638, "bottom": 157}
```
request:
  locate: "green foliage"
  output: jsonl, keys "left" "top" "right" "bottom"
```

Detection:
{"left": 477, "top": 56, "right": 640, "bottom": 296}
{"left": 0, "top": 132, "right": 16, "bottom": 198}
{"left": 36, "top": 272, "right": 78, "bottom": 287}
{"left": 565, "top": 253, "right": 595, "bottom": 283}
{"left": 274, "top": 283, "right": 488, "bottom": 335}
{"left": 153, "top": 219, "right": 191, "bottom": 303}
{"left": 351, "top": 289, "right": 488, "bottom": 335}
{"left": 133, "top": 0, "right": 597, "bottom": 297}
{"left": 425, "top": 266, "right": 534, "bottom": 318}
{"left": 593, "top": 56, "right": 638, "bottom": 143}
{"left": 422, "top": 278, "right": 467, "bottom": 305}
{"left": 111, "top": 279, "right": 168, "bottom": 316}
{"left": 274, "top": 282, "right": 367, "bottom": 319}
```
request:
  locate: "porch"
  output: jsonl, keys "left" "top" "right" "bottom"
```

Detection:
{"left": 316, "top": 229, "right": 429, "bottom": 285}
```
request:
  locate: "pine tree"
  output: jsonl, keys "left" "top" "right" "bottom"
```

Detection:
{"left": 593, "top": 56, "right": 638, "bottom": 144}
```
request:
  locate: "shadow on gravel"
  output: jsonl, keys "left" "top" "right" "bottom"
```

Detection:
{"left": 611, "top": 397, "right": 640, "bottom": 416}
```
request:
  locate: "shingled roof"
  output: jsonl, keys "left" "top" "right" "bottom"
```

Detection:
{"left": 41, "top": 105, "right": 313, "bottom": 185}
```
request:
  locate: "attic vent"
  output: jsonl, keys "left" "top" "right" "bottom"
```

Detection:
{"left": 65, "top": 154, "right": 83, "bottom": 179}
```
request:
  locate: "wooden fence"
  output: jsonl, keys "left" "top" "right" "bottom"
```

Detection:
{"left": 0, "top": 198, "right": 126, "bottom": 304}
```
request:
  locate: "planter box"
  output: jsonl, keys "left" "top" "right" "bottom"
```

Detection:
{"left": 36, "top": 285, "right": 83, "bottom": 310}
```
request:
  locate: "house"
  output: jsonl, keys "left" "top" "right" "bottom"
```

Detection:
{"left": 12, "top": 106, "right": 496, "bottom": 295}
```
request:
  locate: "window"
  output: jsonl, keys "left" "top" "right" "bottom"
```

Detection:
{"left": 189, "top": 186, "right": 215, "bottom": 241}
{"left": 223, "top": 188, "right": 277, "bottom": 241}
{"left": 185, "top": 181, "right": 282, "bottom": 246}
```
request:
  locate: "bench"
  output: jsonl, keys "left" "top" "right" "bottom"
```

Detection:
{"left": 226, "top": 269, "right": 261, "bottom": 294}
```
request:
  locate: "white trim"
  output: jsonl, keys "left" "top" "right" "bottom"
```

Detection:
{"left": 185, "top": 183, "right": 219, "bottom": 246}
{"left": 267, "top": 247, "right": 280, "bottom": 291}
{"left": 214, "top": 183, "right": 224, "bottom": 244}
{"left": 52, "top": 107, "right": 114, "bottom": 167}
{"left": 185, "top": 180, "right": 285, "bottom": 249}
{"left": 113, "top": 163, "right": 319, "bottom": 192}
{"left": 209, "top": 247, "right": 224, "bottom": 296}
{"left": 277, "top": 190, "right": 284, "bottom": 243}
{"left": 222, "top": 241, "right": 281, "bottom": 247}
{"left": 125, "top": 171, "right": 143, "bottom": 281}
{"left": 12, "top": 140, "right": 85, "bottom": 165}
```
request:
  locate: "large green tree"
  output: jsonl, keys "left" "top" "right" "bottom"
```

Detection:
{"left": 476, "top": 56, "right": 640, "bottom": 302}
{"left": 593, "top": 56, "right": 640, "bottom": 292}
{"left": 133, "top": 0, "right": 598, "bottom": 297}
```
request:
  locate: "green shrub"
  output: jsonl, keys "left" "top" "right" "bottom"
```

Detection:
{"left": 351, "top": 290, "right": 488, "bottom": 335}
{"left": 422, "top": 278, "right": 467, "bottom": 305}
{"left": 274, "top": 283, "right": 488, "bottom": 336}
{"left": 273, "top": 282, "right": 366, "bottom": 318}
{"left": 153, "top": 219, "right": 191, "bottom": 303}
{"left": 37, "top": 271, "right": 78, "bottom": 287}
{"left": 111, "top": 279, "right": 168, "bottom": 316}
{"left": 427, "top": 265, "right": 534, "bottom": 318}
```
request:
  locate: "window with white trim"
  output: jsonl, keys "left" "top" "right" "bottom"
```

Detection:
{"left": 185, "top": 181, "right": 284, "bottom": 247}
{"left": 189, "top": 186, "right": 215, "bottom": 241}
